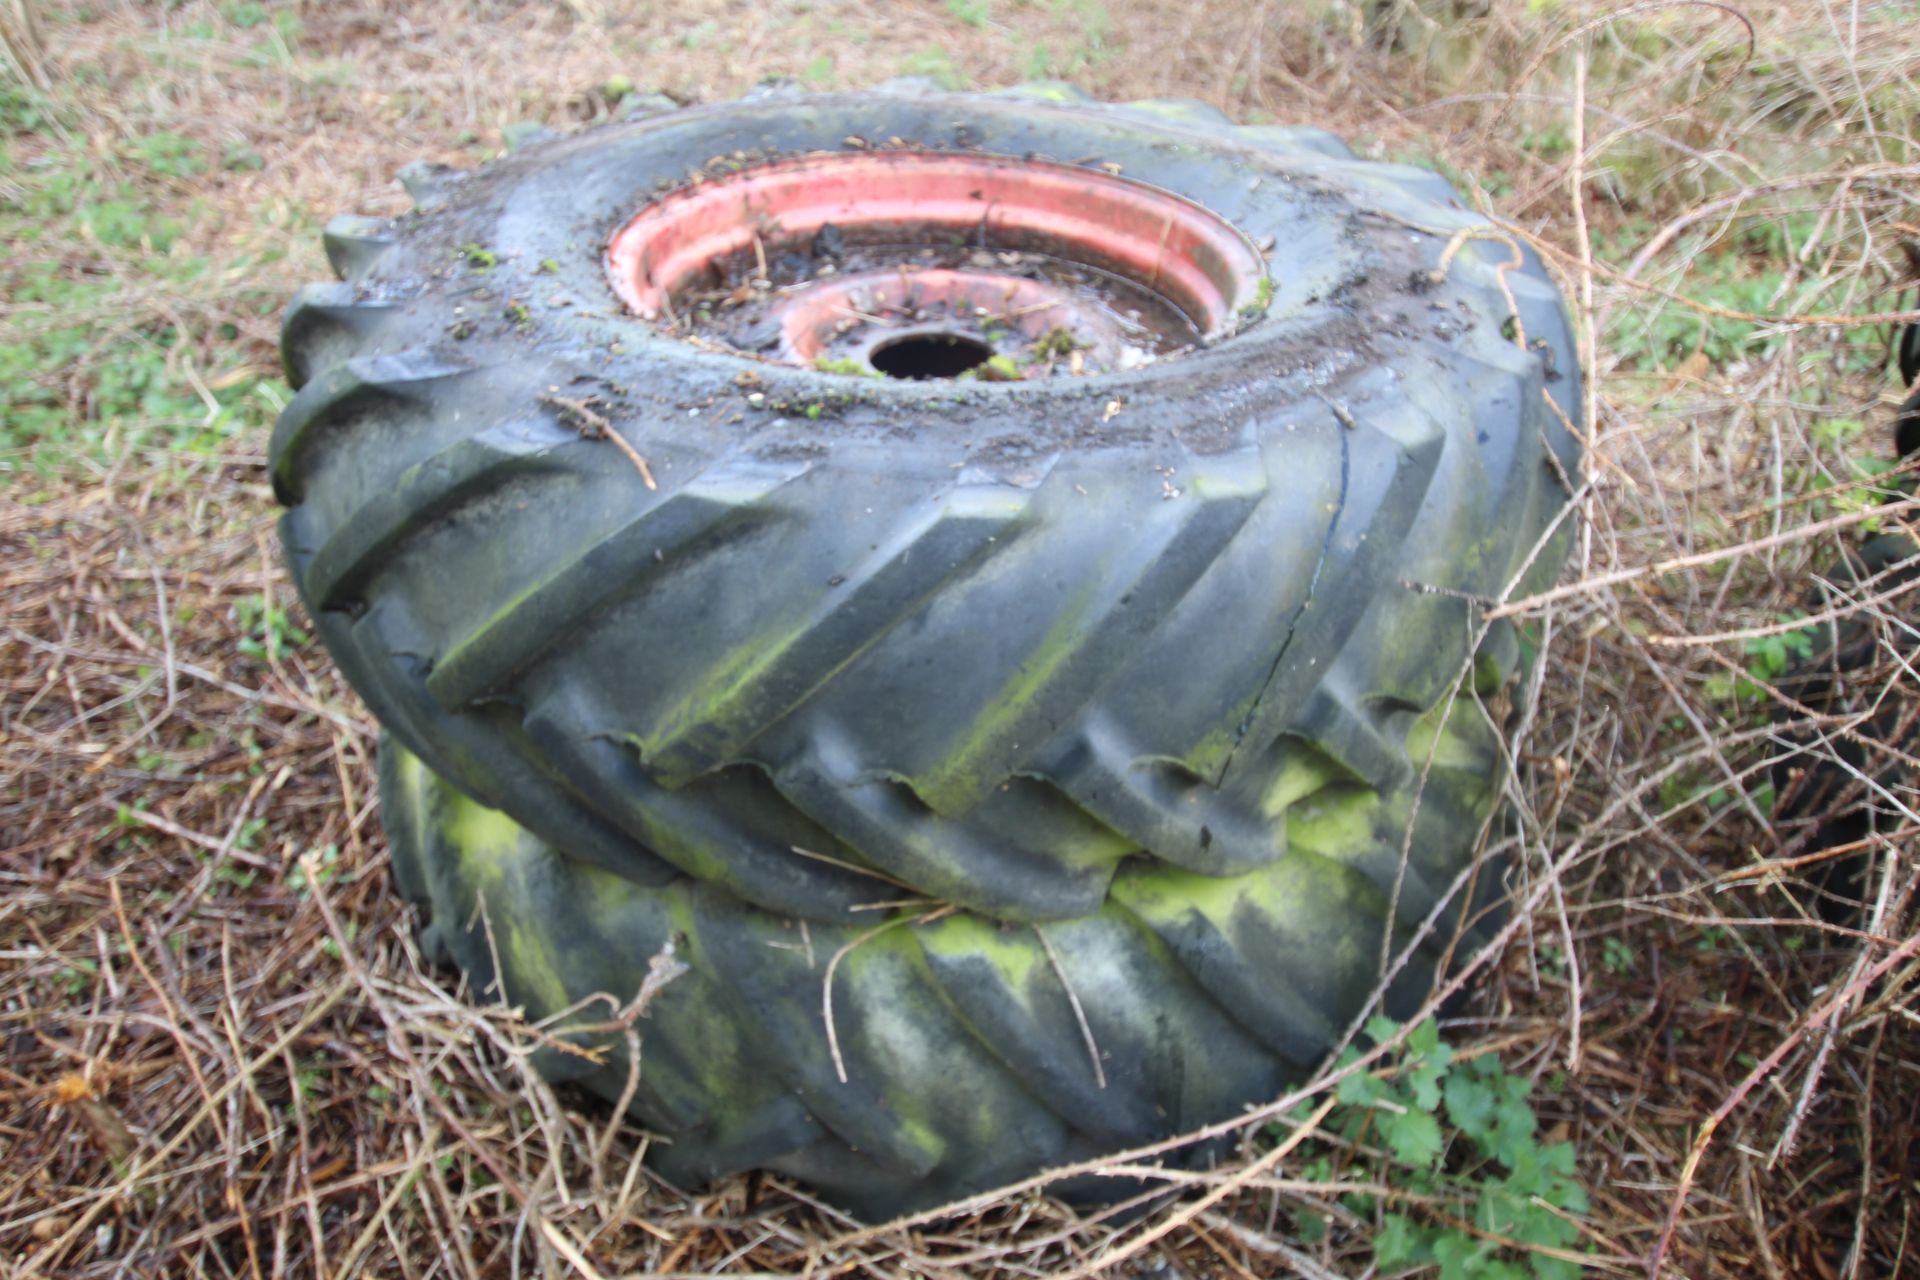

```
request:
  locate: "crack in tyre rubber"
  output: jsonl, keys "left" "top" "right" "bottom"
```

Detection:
{"left": 1220, "top": 419, "right": 1351, "bottom": 782}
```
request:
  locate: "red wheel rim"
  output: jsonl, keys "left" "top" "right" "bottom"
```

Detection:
{"left": 605, "top": 151, "right": 1267, "bottom": 378}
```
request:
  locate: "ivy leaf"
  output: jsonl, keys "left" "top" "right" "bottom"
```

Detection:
{"left": 1408, "top": 1017, "right": 1443, "bottom": 1058}
{"left": 1444, "top": 1071, "right": 1496, "bottom": 1143}
{"left": 1375, "top": 1213, "right": 1430, "bottom": 1268}
{"left": 1380, "top": 1106, "right": 1445, "bottom": 1167}
{"left": 1491, "top": 1090, "right": 1541, "bottom": 1168}
{"left": 1337, "top": 1069, "right": 1385, "bottom": 1108}
{"left": 1408, "top": 1057, "right": 1449, "bottom": 1111}
{"left": 1434, "top": 1231, "right": 1507, "bottom": 1280}
{"left": 1531, "top": 1252, "right": 1586, "bottom": 1280}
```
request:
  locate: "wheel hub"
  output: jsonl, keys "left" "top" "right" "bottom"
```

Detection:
{"left": 605, "top": 151, "right": 1267, "bottom": 379}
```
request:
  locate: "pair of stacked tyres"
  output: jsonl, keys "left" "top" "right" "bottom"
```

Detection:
{"left": 274, "top": 81, "right": 1583, "bottom": 1219}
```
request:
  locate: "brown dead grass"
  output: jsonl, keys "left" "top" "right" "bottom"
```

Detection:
{"left": 4, "top": 0, "right": 1919, "bottom": 1276}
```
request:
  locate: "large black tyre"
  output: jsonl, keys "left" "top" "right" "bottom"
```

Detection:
{"left": 278, "top": 83, "right": 1582, "bottom": 1217}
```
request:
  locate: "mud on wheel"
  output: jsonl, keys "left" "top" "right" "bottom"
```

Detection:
{"left": 276, "top": 80, "right": 1583, "bottom": 1218}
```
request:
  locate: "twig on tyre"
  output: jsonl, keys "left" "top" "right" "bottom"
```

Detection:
{"left": 542, "top": 393, "right": 657, "bottom": 490}
{"left": 1034, "top": 924, "right": 1106, "bottom": 1090}
{"left": 822, "top": 906, "right": 954, "bottom": 1084}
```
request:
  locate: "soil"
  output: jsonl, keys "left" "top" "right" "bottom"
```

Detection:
{"left": 665, "top": 225, "right": 1205, "bottom": 389}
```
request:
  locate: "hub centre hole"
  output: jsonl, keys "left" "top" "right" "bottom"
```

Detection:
{"left": 869, "top": 333, "right": 993, "bottom": 380}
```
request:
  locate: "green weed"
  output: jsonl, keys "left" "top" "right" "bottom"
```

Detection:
{"left": 129, "top": 131, "right": 205, "bottom": 179}
{"left": 898, "top": 47, "right": 965, "bottom": 90}
{"left": 287, "top": 844, "right": 342, "bottom": 899}
{"left": 0, "top": 109, "right": 287, "bottom": 476}
{"left": 1702, "top": 613, "right": 1818, "bottom": 707}
{"left": 233, "top": 594, "right": 311, "bottom": 663}
{"left": 813, "top": 356, "right": 880, "bottom": 378}
{"left": 58, "top": 958, "right": 100, "bottom": 998}
{"left": 1033, "top": 326, "right": 1080, "bottom": 359}
{"left": 1593, "top": 221, "right": 1860, "bottom": 374}
{"left": 1285, "top": 1018, "right": 1591, "bottom": 1279}
{"left": 946, "top": 0, "right": 992, "bottom": 28}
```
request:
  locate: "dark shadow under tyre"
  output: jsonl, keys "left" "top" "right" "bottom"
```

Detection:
{"left": 277, "top": 82, "right": 1583, "bottom": 1218}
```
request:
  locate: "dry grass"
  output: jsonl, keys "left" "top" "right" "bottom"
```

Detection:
{"left": 4, "top": 1, "right": 1918, "bottom": 1276}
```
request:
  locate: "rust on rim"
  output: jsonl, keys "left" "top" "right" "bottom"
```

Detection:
{"left": 605, "top": 151, "right": 1268, "bottom": 380}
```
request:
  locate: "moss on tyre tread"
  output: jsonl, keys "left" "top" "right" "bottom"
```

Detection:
{"left": 380, "top": 665, "right": 1509, "bottom": 1218}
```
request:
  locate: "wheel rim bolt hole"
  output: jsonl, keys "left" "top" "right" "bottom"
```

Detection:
{"left": 867, "top": 333, "right": 995, "bottom": 380}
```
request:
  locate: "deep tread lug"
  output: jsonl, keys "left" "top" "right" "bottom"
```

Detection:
{"left": 281, "top": 282, "right": 399, "bottom": 389}
{"left": 397, "top": 160, "right": 466, "bottom": 210}
{"left": 425, "top": 457, "right": 812, "bottom": 710}
{"left": 909, "top": 456, "right": 1266, "bottom": 815}
{"left": 638, "top": 487, "right": 1031, "bottom": 786}
{"left": 321, "top": 214, "right": 398, "bottom": 281}
{"left": 305, "top": 424, "right": 571, "bottom": 610}
{"left": 269, "top": 352, "right": 475, "bottom": 504}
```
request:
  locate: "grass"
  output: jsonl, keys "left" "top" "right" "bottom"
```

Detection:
{"left": 3, "top": 1, "right": 1917, "bottom": 1277}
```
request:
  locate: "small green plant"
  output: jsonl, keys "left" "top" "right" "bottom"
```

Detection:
{"left": 945, "top": 0, "right": 991, "bottom": 27}
{"left": 58, "top": 958, "right": 100, "bottom": 998}
{"left": 459, "top": 242, "right": 497, "bottom": 269}
{"left": 287, "top": 844, "right": 342, "bottom": 898}
{"left": 1240, "top": 274, "right": 1276, "bottom": 321}
{"left": 1293, "top": 1017, "right": 1590, "bottom": 1279}
{"left": 1040, "top": 0, "right": 1111, "bottom": 73}
{"left": 1742, "top": 617, "right": 1816, "bottom": 682}
{"left": 292, "top": 1054, "right": 329, "bottom": 1099}
{"left": 898, "top": 47, "right": 965, "bottom": 90}
{"left": 1703, "top": 613, "right": 1819, "bottom": 707}
{"left": 1033, "top": 325, "right": 1080, "bottom": 359}
{"left": 129, "top": 131, "right": 205, "bottom": 179}
{"left": 1601, "top": 935, "right": 1636, "bottom": 976}
{"left": 0, "top": 128, "right": 284, "bottom": 471}
{"left": 233, "top": 593, "right": 310, "bottom": 663}
{"left": 1518, "top": 126, "right": 1572, "bottom": 160}
{"left": 813, "top": 355, "right": 880, "bottom": 378}
{"left": 1694, "top": 924, "right": 1733, "bottom": 953}
{"left": 1537, "top": 944, "right": 1569, "bottom": 980}
{"left": 214, "top": 861, "right": 258, "bottom": 891}
{"left": 1599, "top": 226, "right": 1790, "bottom": 372}
{"left": 221, "top": 141, "right": 264, "bottom": 171}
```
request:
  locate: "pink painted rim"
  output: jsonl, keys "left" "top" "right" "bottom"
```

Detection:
{"left": 605, "top": 151, "right": 1264, "bottom": 340}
